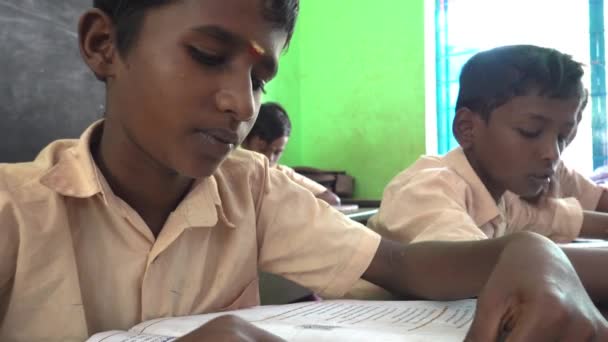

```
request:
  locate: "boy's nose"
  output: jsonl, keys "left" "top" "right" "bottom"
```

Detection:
{"left": 215, "top": 75, "right": 256, "bottom": 122}
{"left": 540, "top": 138, "right": 561, "bottom": 163}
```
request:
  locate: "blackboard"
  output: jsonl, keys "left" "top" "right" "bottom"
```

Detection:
{"left": 0, "top": 1, "right": 104, "bottom": 162}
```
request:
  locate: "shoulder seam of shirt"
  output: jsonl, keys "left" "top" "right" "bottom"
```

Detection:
{"left": 408, "top": 166, "right": 469, "bottom": 193}
{"left": 0, "top": 163, "right": 49, "bottom": 200}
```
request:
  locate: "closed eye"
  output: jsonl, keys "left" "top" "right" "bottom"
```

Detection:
{"left": 187, "top": 46, "right": 226, "bottom": 67}
{"left": 517, "top": 128, "right": 541, "bottom": 138}
{"left": 187, "top": 45, "right": 267, "bottom": 93}
{"left": 251, "top": 76, "right": 267, "bottom": 94}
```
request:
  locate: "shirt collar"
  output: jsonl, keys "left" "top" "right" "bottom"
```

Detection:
{"left": 444, "top": 147, "right": 502, "bottom": 226}
{"left": 40, "top": 120, "right": 235, "bottom": 229}
{"left": 172, "top": 176, "right": 236, "bottom": 229}
{"left": 39, "top": 120, "right": 105, "bottom": 200}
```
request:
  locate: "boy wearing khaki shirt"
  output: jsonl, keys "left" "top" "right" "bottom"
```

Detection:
{"left": 1, "top": 4, "right": 608, "bottom": 342}
{"left": 242, "top": 102, "right": 341, "bottom": 205}
{"left": 369, "top": 45, "right": 608, "bottom": 244}
{"left": 368, "top": 147, "right": 584, "bottom": 244}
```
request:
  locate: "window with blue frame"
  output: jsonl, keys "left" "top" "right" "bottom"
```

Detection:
{"left": 435, "top": 0, "right": 606, "bottom": 174}
{"left": 590, "top": 0, "right": 608, "bottom": 169}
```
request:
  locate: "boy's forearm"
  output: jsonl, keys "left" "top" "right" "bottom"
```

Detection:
{"left": 363, "top": 234, "right": 519, "bottom": 300}
{"left": 594, "top": 189, "right": 608, "bottom": 213}
{"left": 561, "top": 246, "right": 608, "bottom": 305}
{"left": 580, "top": 210, "right": 608, "bottom": 239}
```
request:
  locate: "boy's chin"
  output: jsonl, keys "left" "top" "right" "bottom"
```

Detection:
{"left": 177, "top": 159, "right": 225, "bottom": 179}
{"left": 516, "top": 187, "right": 545, "bottom": 201}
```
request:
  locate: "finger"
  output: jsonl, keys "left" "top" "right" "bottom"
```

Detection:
{"left": 504, "top": 306, "right": 566, "bottom": 342}
{"left": 238, "top": 318, "right": 286, "bottom": 342}
{"left": 595, "top": 321, "right": 608, "bottom": 342}
{"left": 252, "top": 331, "right": 286, "bottom": 342}
{"left": 560, "top": 311, "right": 608, "bottom": 342}
{"left": 464, "top": 293, "right": 510, "bottom": 342}
{"left": 558, "top": 319, "right": 596, "bottom": 342}
{"left": 250, "top": 325, "right": 286, "bottom": 342}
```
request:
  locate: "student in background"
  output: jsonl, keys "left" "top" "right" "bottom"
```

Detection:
{"left": 242, "top": 102, "right": 341, "bottom": 205}
{"left": 368, "top": 44, "right": 608, "bottom": 245}
{"left": 0, "top": 4, "right": 607, "bottom": 342}
{"left": 353, "top": 45, "right": 608, "bottom": 303}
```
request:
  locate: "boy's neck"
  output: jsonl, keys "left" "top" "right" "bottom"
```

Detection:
{"left": 463, "top": 149, "right": 505, "bottom": 203}
{"left": 93, "top": 121, "right": 193, "bottom": 238}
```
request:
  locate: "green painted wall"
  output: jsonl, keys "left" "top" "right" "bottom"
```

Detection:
{"left": 265, "top": 0, "right": 426, "bottom": 199}
{"left": 263, "top": 20, "right": 302, "bottom": 166}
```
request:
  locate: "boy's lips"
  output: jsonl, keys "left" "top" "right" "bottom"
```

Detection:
{"left": 528, "top": 170, "right": 555, "bottom": 188}
{"left": 529, "top": 175, "right": 551, "bottom": 183}
{"left": 196, "top": 128, "right": 239, "bottom": 146}
{"left": 531, "top": 169, "right": 555, "bottom": 179}
{"left": 193, "top": 128, "right": 239, "bottom": 161}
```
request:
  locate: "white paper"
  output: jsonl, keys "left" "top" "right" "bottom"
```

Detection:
{"left": 86, "top": 330, "right": 176, "bottom": 342}
{"left": 122, "top": 299, "right": 476, "bottom": 342}
{"left": 332, "top": 204, "right": 359, "bottom": 212}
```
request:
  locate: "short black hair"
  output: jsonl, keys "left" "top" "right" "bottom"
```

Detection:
{"left": 247, "top": 102, "right": 291, "bottom": 143}
{"left": 455, "top": 45, "right": 585, "bottom": 120}
{"left": 93, "top": 0, "right": 299, "bottom": 56}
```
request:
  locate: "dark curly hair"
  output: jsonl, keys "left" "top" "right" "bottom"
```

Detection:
{"left": 456, "top": 45, "right": 585, "bottom": 121}
{"left": 246, "top": 102, "right": 291, "bottom": 143}
{"left": 93, "top": 0, "right": 299, "bottom": 56}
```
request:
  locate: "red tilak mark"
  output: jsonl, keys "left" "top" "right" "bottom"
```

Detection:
{"left": 248, "top": 41, "right": 265, "bottom": 58}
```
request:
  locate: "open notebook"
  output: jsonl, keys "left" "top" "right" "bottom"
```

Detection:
{"left": 87, "top": 299, "right": 476, "bottom": 342}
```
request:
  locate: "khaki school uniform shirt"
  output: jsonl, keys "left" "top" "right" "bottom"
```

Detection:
{"left": 367, "top": 147, "right": 583, "bottom": 244}
{"left": 0, "top": 121, "right": 381, "bottom": 342}
{"left": 546, "top": 160, "right": 605, "bottom": 210}
{"left": 274, "top": 164, "right": 328, "bottom": 196}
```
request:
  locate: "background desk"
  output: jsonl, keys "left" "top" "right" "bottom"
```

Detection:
{"left": 560, "top": 238, "right": 608, "bottom": 249}
{"left": 344, "top": 207, "right": 379, "bottom": 223}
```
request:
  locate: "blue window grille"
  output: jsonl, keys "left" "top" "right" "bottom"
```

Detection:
{"left": 590, "top": 0, "right": 607, "bottom": 169}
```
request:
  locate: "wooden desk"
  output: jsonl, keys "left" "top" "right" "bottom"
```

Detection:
{"left": 341, "top": 198, "right": 381, "bottom": 207}
{"left": 560, "top": 238, "right": 608, "bottom": 249}
{"left": 344, "top": 207, "right": 379, "bottom": 223}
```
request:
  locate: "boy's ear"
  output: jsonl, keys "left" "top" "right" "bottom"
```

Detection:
{"left": 453, "top": 107, "right": 476, "bottom": 149}
{"left": 78, "top": 9, "right": 118, "bottom": 82}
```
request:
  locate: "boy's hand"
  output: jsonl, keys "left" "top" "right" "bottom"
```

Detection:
{"left": 176, "top": 315, "right": 285, "bottom": 342}
{"left": 465, "top": 234, "right": 608, "bottom": 341}
{"left": 317, "top": 189, "right": 341, "bottom": 206}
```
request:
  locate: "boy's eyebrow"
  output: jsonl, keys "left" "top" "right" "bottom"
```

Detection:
{"left": 526, "top": 113, "right": 575, "bottom": 127}
{"left": 527, "top": 113, "right": 550, "bottom": 122}
{"left": 191, "top": 25, "right": 278, "bottom": 78}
